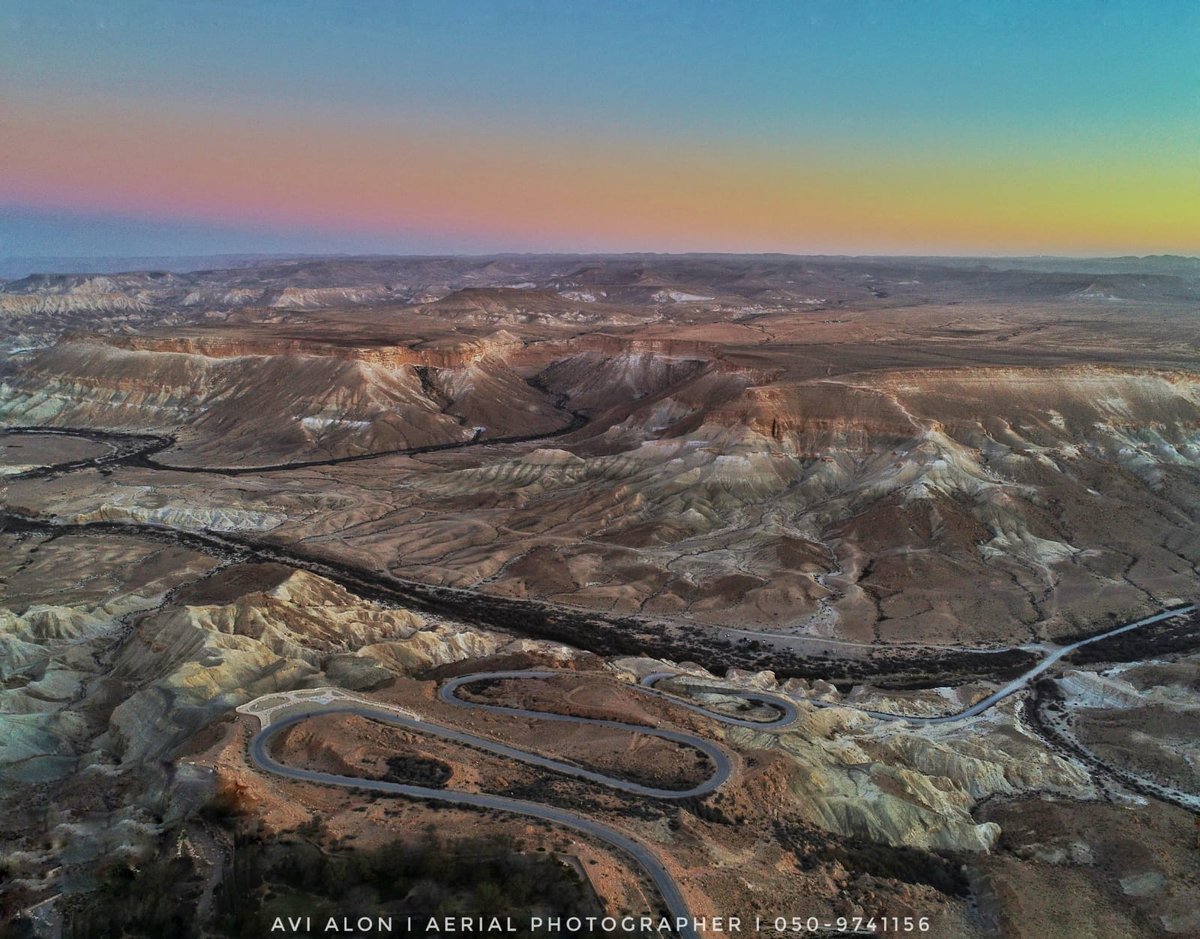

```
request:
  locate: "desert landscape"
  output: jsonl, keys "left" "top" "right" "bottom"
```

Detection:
{"left": 1, "top": 253, "right": 1197, "bottom": 937}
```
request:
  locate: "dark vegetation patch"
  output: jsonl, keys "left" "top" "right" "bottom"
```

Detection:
{"left": 862, "top": 647, "right": 1037, "bottom": 690}
{"left": 381, "top": 755, "right": 452, "bottom": 788}
{"left": 1052, "top": 605, "right": 1194, "bottom": 646}
{"left": 1065, "top": 611, "right": 1200, "bottom": 666}
{"left": 1024, "top": 681, "right": 1200, "bottom": 816}
{"left": 773, "top": 822, "right": 969, "bottom": 897}
{"left": 57, "top": 853, "right": 202, "bottom": 939}
{"left": 52, "top": 818, "right": 604, "bottom": 939}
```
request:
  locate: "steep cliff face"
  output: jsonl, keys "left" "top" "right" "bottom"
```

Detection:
{"left": 876, "top": 366, "right": 1200, "bottom": 442}
{"left": 707, "top": 367, "right": 1200, "bottom": 458}
{"left": 0, "top": 331, "right": 750, "bottom": 464}
{"left": 0, "top": 292, "right": 150, "bottom": 316}
{"left": 711, "top": 381, "right": 919, "bottom": 452}
{"left": 0, "top": 332, "right": 568, "bottom": 463}
{"left": 0, "top": 340, "right": 466, "bottom": 462}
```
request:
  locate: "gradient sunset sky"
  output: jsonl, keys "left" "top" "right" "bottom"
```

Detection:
{"left": 2, "top": 0, "right": 1197, "bottom": 258}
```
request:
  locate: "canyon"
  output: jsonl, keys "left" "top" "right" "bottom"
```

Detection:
{"left": 1, "top": 254, "right": 1198, "bottom": 937}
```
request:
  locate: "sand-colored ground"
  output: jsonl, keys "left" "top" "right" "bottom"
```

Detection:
{"left": 0, "top": 433, "right": 110, "bottom": 475}
{"left": 974, "top": 796, "right": 1200, "bottom": 937}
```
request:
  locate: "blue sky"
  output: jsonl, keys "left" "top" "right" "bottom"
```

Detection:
{"left": 2, "top": 0, "right": 1197, "bottom": 258}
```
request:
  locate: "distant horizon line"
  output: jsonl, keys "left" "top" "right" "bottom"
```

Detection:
{"left": 5, "top": 250, "right": 1198, "bottom": 265}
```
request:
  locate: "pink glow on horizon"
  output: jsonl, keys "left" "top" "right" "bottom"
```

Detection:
{"left": 4, "top": 92, "right": 1196, "bottom": 255}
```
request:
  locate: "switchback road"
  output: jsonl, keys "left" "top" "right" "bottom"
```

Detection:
{"left": 245, "top": 669, "right": 804, "bottom": 939}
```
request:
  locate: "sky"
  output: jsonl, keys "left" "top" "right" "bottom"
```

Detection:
{"left": 1, "top": 0, "right": 1197, "bottom": 259}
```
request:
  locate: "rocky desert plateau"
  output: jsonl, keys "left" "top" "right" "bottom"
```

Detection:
{"left": 1, "top": 253, "right": 1198, "bottom": 938}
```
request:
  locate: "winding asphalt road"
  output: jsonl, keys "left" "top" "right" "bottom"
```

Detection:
{"left": 252, "top": 704, "right": 701, "bottom": 938}
{"left": 248, "top": 618, "right": 1197, "bottom": 938}
{"left": 249, "top": 669, "right": 806, "bottom": 939}
{"left": 265, "top": 682, "right": 734, "bottom": 801}
{"left": 637, "top": 672, "right": 800, "bottom": 728}
{"left": 903, "top": 604, "right": 1197, "bottom": 724}
{"left": 7, "top": 425, "right": 1199, "bottom": 933}
{"left": 645, "top": 606, "right": 1197, "bottom": 725}
{"left": 440, "top": 668, "right": 797, "bottom": 733}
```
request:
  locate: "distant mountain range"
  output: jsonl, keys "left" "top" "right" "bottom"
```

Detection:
{"left": 1, "top": 252, "right": 1198, "bottom": 282}
{"left": 0, "top": 254, "right": 302, "bottom": 279}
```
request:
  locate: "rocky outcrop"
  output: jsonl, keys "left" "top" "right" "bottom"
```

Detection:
{"left": 102, "top": 328, "right": 526, "bottom": 370}
{"left": 621, "top": 661, "right": 1089, "bottom": 854}
{"left": 101, "top": 568, "right": 506, "bottom": 762}
{"left": 269, "top": 285, "right": 399, "bottom": 309}
{"left": 0, "top": 555, "right": 563, "bottom": 777}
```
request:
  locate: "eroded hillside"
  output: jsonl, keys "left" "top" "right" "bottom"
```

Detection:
{"left": 3, "top": 256, "right": 1198, "bottom": 646}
